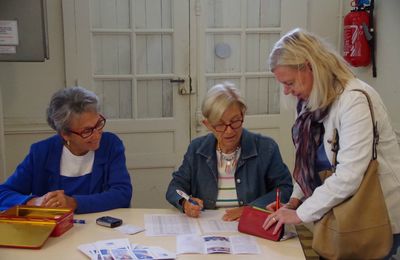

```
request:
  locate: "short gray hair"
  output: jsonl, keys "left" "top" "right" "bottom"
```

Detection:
{"left": 46, "top": 86, "right": 99, "bottom": 133}
{"left": 201, "top": 82, "right": 247, "bottom": 124}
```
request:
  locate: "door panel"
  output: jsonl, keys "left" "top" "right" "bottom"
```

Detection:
{"left": 63, "top": 0, "right": 190, "bottom": 208}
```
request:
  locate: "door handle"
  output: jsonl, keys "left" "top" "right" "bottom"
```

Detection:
{"left": 169, "top": 79, "right": 185, "bottom": 83}
{"left": 170, "top": 77, "right": 190, "bottom": 95}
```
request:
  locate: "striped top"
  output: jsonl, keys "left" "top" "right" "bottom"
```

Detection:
{"left": 216, "top": 148, "right": 241, "bottom": 208}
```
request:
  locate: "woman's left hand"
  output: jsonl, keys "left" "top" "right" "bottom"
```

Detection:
{"left": 222, "top": 207, "right": 244, "bottom": 221}
{"left": 262, "top": 207, "right": 302, "bottom": 235}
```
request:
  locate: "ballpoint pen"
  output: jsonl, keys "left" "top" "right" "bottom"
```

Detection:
{"left": 276, "top": 188, "right": 281, "bottom": 210}
{"left": 176, "top": 189, "right": 200, "bottom": 206}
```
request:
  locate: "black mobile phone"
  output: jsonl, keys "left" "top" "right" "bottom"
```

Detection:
{"left": 96, "top": 216, "right": 123, "bottom": 228}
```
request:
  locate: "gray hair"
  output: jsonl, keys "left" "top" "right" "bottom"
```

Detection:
{"left": 269, "top": 28, "right": 354, "bottom": 111}
{"left": 201, "top": 82, "right": 247, "bottom": 124}
{"left": 46, "top": 86, "right": 99, "bottom": 133}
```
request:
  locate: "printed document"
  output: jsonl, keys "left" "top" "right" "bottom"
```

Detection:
{"left": 198, "top": 218, "right": 238, "bottom": 233}
{"left": 176, "top": 234, "right": 260, "bottom": 255}
{"left": 144, "top": 214, "right": 201, "bottom": 236}
{"left": 197, "top": 209, "right": 239, "bottom": 233}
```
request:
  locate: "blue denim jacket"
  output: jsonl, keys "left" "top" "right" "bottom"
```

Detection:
{"left": 166, "top": 129, "right": 293, "bottom": 211}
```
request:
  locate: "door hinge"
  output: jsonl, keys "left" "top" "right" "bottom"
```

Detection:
{"left": 195, "top": 0, "right": 201, "bottom": 16}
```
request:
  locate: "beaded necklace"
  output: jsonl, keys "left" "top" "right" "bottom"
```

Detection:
{"left": 217, "top": 146, "right": 241, "bottom": 175}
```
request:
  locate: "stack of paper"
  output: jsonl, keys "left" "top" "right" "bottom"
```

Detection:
{"left": 78, "top": 238, "right": 176, "bottom": 260}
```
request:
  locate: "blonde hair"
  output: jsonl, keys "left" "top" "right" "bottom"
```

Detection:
{"left": 201, "top": 82, "right": 247, "bottom": 124}
{"left": 269, "top": 28, "right": 354, "bottom": 111}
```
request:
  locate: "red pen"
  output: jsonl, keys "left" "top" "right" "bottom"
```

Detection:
{"left": 276, "top": 188, "right": 281, "bottom": 210}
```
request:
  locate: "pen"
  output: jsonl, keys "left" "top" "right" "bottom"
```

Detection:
{"left": 176, "top": 189, "right": 200, "bottom": 206}
{"left": 73, "top": 219, "right": 86, "bottom": 224}
{"left": 253, "top": 206, "right": 273, "bottom": 214}
{"left": 276, "top": 188, "right": 281, "bottom": 210}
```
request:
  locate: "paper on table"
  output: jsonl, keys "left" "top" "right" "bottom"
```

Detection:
{"left": 176, "top": 234, "right": 260, "bottom": 255}
{"left": 229, "top": 235, "right": 261, "bottom": 255}
{"left": 115, "top": 224, "right": 145, "bottom": 235}
{"left": 198, "top": 218, "right": 238, "bottom": 233}
{"left": 144, "top": 214, "right": 201, "bottom": 236}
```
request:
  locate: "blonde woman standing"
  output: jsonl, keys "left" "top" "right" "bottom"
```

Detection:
{"left": 262, "top": 28, "right": 400, "bottom": 259}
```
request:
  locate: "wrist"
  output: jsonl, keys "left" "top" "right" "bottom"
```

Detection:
{"left": 285, "top": 198, "right": 301, "bottom": 209}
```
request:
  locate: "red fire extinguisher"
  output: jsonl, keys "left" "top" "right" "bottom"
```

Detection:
{"left": 343, "top": 1, "right": 371, "bottom": 67}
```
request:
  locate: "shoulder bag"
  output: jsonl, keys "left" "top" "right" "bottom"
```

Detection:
{"left": 312, "top": 89, "right": 393, "bottom": 259}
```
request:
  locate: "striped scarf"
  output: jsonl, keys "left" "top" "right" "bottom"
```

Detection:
{"left": 292, "top": 101, "right": 330, "bottom": 198}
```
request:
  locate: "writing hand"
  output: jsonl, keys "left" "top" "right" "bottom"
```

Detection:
{"left": 183, "top": 197, "right": 203, "bottom": 218}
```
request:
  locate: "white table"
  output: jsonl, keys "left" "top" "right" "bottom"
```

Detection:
{"left": 0, "top": 208, "right": 306, "bottom": 259}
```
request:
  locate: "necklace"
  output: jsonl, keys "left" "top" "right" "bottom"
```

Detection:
{"left": 217, "top": 146, "right": 241, "bottom": 175}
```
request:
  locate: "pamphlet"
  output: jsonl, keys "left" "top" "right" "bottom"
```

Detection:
{"left": 176, "top": 234, "right": 260, "bottom": 255}
{"left": 78, "top": 238, "right": 176, "bottom": 260}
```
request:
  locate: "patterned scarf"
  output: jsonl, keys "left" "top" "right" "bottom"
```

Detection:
{"left": 292, "top": 100, "right": 330, "bottom": 198}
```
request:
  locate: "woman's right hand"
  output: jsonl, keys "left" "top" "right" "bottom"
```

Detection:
{"left": 266, "top": 197, "right": 302, "bottom": 212}
{"left": 183, "top": 197, "right": 203, "bottom": 218}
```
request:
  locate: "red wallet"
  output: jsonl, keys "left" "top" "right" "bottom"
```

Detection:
{"left": 238, "top": 206, "right": 284, "bottom": 241}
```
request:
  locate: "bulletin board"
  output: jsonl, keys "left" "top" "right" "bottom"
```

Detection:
{"left": 0, "top": 0, "right": 48, "bottom": 62}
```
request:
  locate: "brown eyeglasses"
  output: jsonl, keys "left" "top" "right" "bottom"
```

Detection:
{"left": 68, "top": 115, "right": 106, "bottom": 139}
{"left": 212, "top": 119, "right": 243, "bottom": 133}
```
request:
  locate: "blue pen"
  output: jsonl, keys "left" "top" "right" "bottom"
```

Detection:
{"left": 176, "top": 189, "right": 200, "bottom": 206}
{"left": 73, "top": 219, "right": 86, "bottom": 224}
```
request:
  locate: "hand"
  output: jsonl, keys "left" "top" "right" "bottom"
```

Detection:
{"left": 262, "top": 207, "right": 302, "bottom": 235}
{"left": 222, "top": 207, "right": 244, "bottom": 221}
{"left": 43, "top": 190, "right": 77, "bottom": 210}
{"left": 26, "top": 196, "right": 46, "bottom": 207}
{"left": 183, "top": 197, "right": 203, "bottom": 218}
{"left": 266, "top": 197, "right": 301, "bottom": 212}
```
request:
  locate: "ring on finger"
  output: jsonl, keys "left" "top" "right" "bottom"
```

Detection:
{"left": 272, "top": 216, "right": 277, "bottom": 222}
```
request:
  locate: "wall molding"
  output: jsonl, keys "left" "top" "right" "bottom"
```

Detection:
{"left": 4, "top": 118, "right": 53, "bottom": 135}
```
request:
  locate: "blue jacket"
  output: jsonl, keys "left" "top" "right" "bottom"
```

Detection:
{"left": 0, "top": 132, "right": 132, "bottom": 214}
{"left": 166, "top": 129, "right": 293, "bottom": 211}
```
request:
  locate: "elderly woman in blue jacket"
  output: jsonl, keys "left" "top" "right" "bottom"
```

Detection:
{"left": 0, "top": 86, "right": 132, "bottom": 214}
{"left": 166, "top": 82, "right": 293, "bottom": 221}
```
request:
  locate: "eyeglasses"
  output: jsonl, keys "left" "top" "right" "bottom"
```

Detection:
{"left": 69, "top": 115, "right": 106, "bottom": 139}
{"left": 212, "top": 119, "right": 243, "bottom": 133}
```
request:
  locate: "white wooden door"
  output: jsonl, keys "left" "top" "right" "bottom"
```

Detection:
{"left": 191, "top": 0, "right": 308, "bottom": 171}
{"left": 63, "top": 0, "right": 307, "bottom": 208}
{"left": 63, "top": 0, "right": 190, "bottom": 208}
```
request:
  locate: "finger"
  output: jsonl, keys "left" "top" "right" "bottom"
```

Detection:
{"left": 266, "top": 202, "right": 276, "bottom": 212}
{"left": 262, "top": 215, "right": 275, "bottom": 230}
{"left": 273, "top": 220, "right": 284, "bottom": 235}
{"left": 191, "top": 198, "right": 204, "bottom": 209}
{"left": 45, "top": 198, "right": 59, "bottom": 208}
{"left": 43, "top": 192, "right": 56, "bottom": 203}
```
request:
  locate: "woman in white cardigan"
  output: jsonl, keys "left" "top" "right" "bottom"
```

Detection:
{"left": 262, "top": 28, "right": 400, "bottom": 259}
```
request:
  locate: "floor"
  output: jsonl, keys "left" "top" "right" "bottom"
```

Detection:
{"left": 295, "top": 225, "right": 320, "bottom": 260}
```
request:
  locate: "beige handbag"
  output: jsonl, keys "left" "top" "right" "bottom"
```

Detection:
{"left": 312, "top": 89, "right": 393, "bottom": 260}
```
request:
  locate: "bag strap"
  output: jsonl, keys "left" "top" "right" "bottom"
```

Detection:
{"left": 330, "top": 89, "right": 379, "bottom": 172}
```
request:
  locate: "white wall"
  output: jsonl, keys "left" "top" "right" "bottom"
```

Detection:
{"left": 0, "top": 0, "right": 65, "bottom": 177}
{"left": 0, "top": 0, "right": 399, "bottom": 180}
